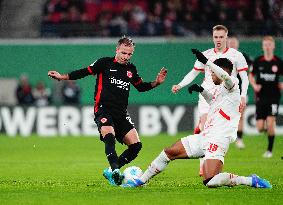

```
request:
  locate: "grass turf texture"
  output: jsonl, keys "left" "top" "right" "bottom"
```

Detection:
{"left": 0, "top": 133, "right": 282, "bottom": 205}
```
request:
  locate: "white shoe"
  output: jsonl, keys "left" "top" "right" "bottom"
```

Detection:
{"left": 262, "top": 151, "right": 273, "bottom": 158}
{"left": 235, "top": 139, "right": 245, "bottom": 149}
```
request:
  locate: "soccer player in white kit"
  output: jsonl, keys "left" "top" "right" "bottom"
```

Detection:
{"left": 172, "top": 25, "right": 249, "bottom": 176}
{"left": 124, "top": 49, "right": 271, "bottom": 189}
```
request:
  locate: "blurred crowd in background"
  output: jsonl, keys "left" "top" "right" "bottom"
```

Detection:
{"left": 16, "top": 74, "right": 81, "bottom": 106}
{"left": 41, "top": 0, "right": 283, "bottom": 37}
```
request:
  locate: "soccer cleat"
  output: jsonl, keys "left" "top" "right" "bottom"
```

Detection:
{"left": 103, "top": 167, "right": 116, "bottom": 186}
{"left": 262, "top": 151, "right": 272, "bottom": 158}
{"left": 121, "top": 178, "right": 145, "bottom": 188}
{"left": 251, "top": 174, "right": 272, "bottom": 188}
{"left": 112, "top": 169, "right": 124, "bottom": 185}
{"left": 235, "top": 139, "right": 245, "bottom": 149}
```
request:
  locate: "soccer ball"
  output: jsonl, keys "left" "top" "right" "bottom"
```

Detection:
{"left": 123, "top": 166, "right": 143, "bottom": 184}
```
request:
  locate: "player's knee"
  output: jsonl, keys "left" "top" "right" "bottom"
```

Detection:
{"left": 129, "top": 142, "right": 142, "bottom": 157}
{"left": 164, "top": 147, "right": 177, "bottom": 160}
{"left": 103, "top": 133, "right": 116, "bottom": 145}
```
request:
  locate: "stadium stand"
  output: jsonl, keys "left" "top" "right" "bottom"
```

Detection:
{"left": 40, "top": 0, "right": 283, "bottom": 38}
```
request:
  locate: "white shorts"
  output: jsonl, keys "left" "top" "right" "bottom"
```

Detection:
{"left": 181, "top": 134, "right": 230, "bottom": 164}
{"left": 198, "top": 94, "right": 210, "bottom": 116}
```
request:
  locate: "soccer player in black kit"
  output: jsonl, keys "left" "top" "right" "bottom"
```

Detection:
{"left": 48, "top": 36, "right": 167, "bottom": 185}
{"left": 249, "top": 36, "right": 283, "bottom": 158}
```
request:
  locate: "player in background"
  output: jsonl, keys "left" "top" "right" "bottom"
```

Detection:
{"left": 227, "top": 37, "right": 253, "bottom": 149}
{"left": 172, "top": 25, "right": 249, "bottom": 176}
{"left": 48, "top": 36, "right": 167, "bottom": 185}
{"left": 124, "top": 49, "right": 271, "bottom": 189}
{"left": 249, "top": 36, "right": 283, "bottom": 158}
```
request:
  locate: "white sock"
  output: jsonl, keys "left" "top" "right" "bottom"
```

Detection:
{"left": 140, "top": 150, "right": 170, "bottom": 183}
{"left": 206, "top": 172, "right": 252, "bottom": 187}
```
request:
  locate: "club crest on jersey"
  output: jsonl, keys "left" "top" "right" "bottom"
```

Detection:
{"left": 272, "top": 65, "right": 278, "bottom": 73}
{"left": 100, "top": 118, "right": 107, "bottom": 123}
{"left": 127, "top": 71, "right": 133, "bottom": 78}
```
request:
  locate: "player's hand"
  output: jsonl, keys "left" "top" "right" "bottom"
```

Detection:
{"left": 155, "top": 67, "right": 167, "bottom": 86}
{"left": 191, "top": 49, "right": 208, "bottom": 64}
{"left": 48, "top": 71, "right": 66, "bottom": 81}
{"left": 188, "top": 84, "right": 204, "bottom": 94}
{"left": 172, "top": 85, "right": 181, "bottom": 93}
{"left": 239, "top": 96, "right": 246, "bottom": 113}
{"left": 253, "top": 84, "right": 262, "bottom": 93}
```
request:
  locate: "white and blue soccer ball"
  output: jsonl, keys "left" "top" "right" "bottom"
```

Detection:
{"left": 123, "top": 166, "right": 143, "bottom": 184}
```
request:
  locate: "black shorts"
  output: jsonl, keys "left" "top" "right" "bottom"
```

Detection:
{"left": 94, "top": 107, "right": 135, "bottom": 144}
{"left": 256, "top": 102, "right": 279, "bottom": 120}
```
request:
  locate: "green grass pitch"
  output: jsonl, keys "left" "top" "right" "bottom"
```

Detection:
{"left": 0, "top": 133, "right": 282, "bottom": 205}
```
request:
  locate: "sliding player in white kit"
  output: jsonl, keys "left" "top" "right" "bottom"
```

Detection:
{"left": 172, "top": 25, "right": 249, "bottom": 176}
{"left": 124, "top": 49, "right": 271, "bottom": 189}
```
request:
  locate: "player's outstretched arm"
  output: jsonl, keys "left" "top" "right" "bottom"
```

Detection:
{"left": 172, "top": 69, "right": 200, "bottom": 93}
{"left": 48, "top": 71, "right": 69, "bottom": 81}
{"left": 151, "top": 67, "right": 167, "bottom": 88}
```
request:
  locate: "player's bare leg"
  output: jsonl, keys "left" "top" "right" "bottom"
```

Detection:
{"left": 236, "top": 111, "right": 245, "bottom": 149}
{"left": 256, "top": 119, "right": 266, "bottom": 132}
{"left": 198, "top": 113, "right": 207, "bottom": 176}
{"left": 202, "top": 159, "right": 271, "bottom": 188}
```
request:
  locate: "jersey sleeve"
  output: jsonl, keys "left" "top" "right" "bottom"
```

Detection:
{"left": 193, "top": 60, "right": 205, "bottom": 72}
{"left": 249, "top": 58, "right": 258, "bottom": 76}
{"left": 131, "top": 65, "right": 154, "bottom": 92}
{"left": 236, "top": 52, "right": 248, "bottom": 72}
{"left": 87, "top": 58, "right": 106, "bottom": 75}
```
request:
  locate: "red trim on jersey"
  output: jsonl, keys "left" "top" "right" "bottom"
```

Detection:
{"left": 214, "top": 47, "right": 229, "bottom": 54}
{"left": 259, "top": 56, "right": 277, "bottom": 62}
{"left": 87, "top": 66, "right": 94, "bottom": 74}
{"left": 94, "top": 73, "right": 103, "bottom": 113}
{"left": 219, "top": 109, "right": 231, "bottom": 120}
{"left": 237, "top": 67, "right": 248, "bottom": 72}
{"left": 113, "top": 58, "right": 117, "bottom": 63}
{"left": 194, "top": 67, "right": 205, "bottom": 72}
{"left": 134, "top": 78, "right": 143, "bottom": 86}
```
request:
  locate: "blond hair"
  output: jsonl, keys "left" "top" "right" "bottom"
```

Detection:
{"left": 117, "top": 35, "right": 135, "bottom": 47}
{"left": 213, "top": 25, "right": 228, "bottom": 34}
{"left": 262, "top": 36, "right": 275, "bottom": 42}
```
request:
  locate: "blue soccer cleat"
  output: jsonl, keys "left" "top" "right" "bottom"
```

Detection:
{"left": 112, "top": 169, "right": 125, "bottom": 186}
{"left": 103, "top": 167, "right": 116, "bottom": 186}
{"left": 251, "top": 174, "right": 272, "bottom": 188}
{"left": 121, "top": 178, "right": 145, "bottom": 188}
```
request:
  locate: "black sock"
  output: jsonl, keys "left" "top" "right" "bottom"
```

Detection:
{"left": 237, "top": 131, "right": 243, "bottom": 139}
{"left": 118, "top": 142, "right": 142, "bottom": 168}
{"left": 267, "top": 135, "right": 275, "bottom": 152}
{"left": 103, "top": 133, "right": 119, "bottom": 170}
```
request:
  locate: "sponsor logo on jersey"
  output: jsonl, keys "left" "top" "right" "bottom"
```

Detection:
{"left": 272, "top": 65, "right": 278, "bottom": 73}
{"left": 101, "top": 118, "right": 107, "bottom": 123}
{"left": 110, "top": 77, "right": 130, "bottom": 90}
{"left": 260, "top": 73, "right": 276, "bottom": 81}
{"left": 127, "top": 71, "right": 133, "bottom": 78}
{"left": 110, "top": 69, "right": 117, "bottom": 72}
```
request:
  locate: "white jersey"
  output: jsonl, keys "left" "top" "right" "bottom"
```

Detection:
{"left": 202, "top": 76, "right": 241, "bottom": 143}
{"left": 194, "top": 48, "right": 248, "bottom": 90}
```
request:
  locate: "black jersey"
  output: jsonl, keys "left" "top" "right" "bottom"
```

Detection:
{"left": 68, "top": 57, "right": 154, "bottom": 113}
{"left": 250, "top": 55, "right": 283, "bottom": 103}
